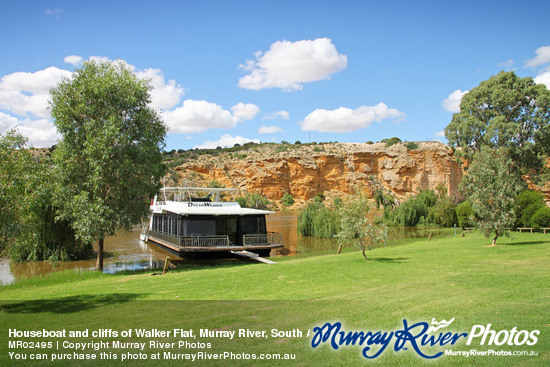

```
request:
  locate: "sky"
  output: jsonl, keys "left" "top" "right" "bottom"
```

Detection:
{"left": 1, "top": 0, "right": 550, "bottom": 150}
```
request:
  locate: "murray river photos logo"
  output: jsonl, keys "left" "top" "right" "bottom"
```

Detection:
{"left": 310, "top": 318, "right": 540, "bottom": 359}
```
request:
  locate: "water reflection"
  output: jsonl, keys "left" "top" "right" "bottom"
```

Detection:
{"left": 1, "top": 212, "right": 448, "bottom": 285}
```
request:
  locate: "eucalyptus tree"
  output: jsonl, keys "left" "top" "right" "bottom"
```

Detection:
{"left": 50, "top": 60, "right": 167, "bottom": 270}
{"left": 445, "top": 71, "right": 550, "bottom": 173}
{"left": 462, "top": 147, "right": 522, "bottom": 246}
{"left": 336, "top": 191, "right": 386, "bottom": 261}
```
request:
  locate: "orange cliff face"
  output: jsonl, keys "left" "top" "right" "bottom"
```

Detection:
{"left": 172, "top": 142, "right": 465, "bottom": 205}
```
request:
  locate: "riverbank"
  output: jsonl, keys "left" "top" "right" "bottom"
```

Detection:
{"left": 1, "top": 232, "right": 548, "bottom": 366}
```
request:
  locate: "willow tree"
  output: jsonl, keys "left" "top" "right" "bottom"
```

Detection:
{"left": 0, "top": 130, "right": 33, "bottom": 253}
{"left": 51, "top": 60, "right": 167, "bottom": 270}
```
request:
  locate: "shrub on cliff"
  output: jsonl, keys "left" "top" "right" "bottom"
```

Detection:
{"left": 381, "top": 137, "right": 401, "bottom": 147}
{"left": 281, "top": 192, "right": 294, "bottom": 207}
{"left": 405, "top": 142, "right": 419, "bottom": 150}
{"left": 236, "top": 193, "right": 272, "bottom": 210}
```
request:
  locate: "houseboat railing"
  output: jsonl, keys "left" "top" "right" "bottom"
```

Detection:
{"left": 243, "top": 233, "right": 283, "bottom": 246}
{"left": 148, "top": 230, "right": 283, "bottom": 249}
{"left": 148, "top": 230, "right": 180, "bottom": 247}
{"left": 179, "top": 235, "right": 232, "bottom": 248}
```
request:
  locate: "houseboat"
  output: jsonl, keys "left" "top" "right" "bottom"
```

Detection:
{"left": 141, "top": 187, "right": 284, "bottom": 257}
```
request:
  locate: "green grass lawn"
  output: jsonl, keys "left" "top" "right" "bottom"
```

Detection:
{"left": 1, "top": 232, "right": 549, "bottom": 366}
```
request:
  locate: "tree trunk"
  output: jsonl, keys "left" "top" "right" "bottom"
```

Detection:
{"left": 96, "top": 238, "right": 104, "bottom": 270}
{"left": 337, "top": 243, "right": 343, "bottom": 254}
{"left": 362, "top": 248, "right": 368, "bottom": 261}
{"left": 489, "top": 231, "right": 499, "bottom": 247}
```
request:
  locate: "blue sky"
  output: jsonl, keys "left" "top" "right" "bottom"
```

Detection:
{"left": 1, "top": 0, "right": 549, "bottom": 149}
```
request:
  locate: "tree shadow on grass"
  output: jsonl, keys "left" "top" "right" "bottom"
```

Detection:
{"left": 0, "top": 293, "right": 144, "bottom": 314}
{"left": 370, "top": 257, "right": 409, "bottom": 263}
{"left": 500, "top": 240, "right": 548, "bottom": 246}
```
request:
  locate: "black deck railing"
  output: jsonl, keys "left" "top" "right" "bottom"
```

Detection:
{"left": 179, "top": 235, "right": 233, "bottom": 248}
{"left": 243, "top": 233, "right": 283, "bottom": 246}
{"left": 148, "top": 230, "right": 283, "bottom": 249}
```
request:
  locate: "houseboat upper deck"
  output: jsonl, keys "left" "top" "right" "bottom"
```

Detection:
{"left": 142, "top": 187, "right": 284, "bottom": 257}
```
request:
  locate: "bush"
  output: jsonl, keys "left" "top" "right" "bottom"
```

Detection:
{"left": 456, "top": 200, "right": 473, "bottom": 228}
{"left": 208, "top": 180, "right": 225, "bottom": 188}
{"left": 236, "top": 193, "right": 271, "bottom": 210}
{"left": 233, "top": 153, "right": 247, "bottom": 159}
{"left": 514, "top": 190, "right": 545, "bottom": 227}
{"left": 406, "top": 142, "right": 419, "bottom": 150}
{"left": 275, "top": 145, "right": 290, "bottom": 153}
{"left": 314, "top": 192, "right": 325, "bottom": 203}
{"left": 281, "top": 192, "right": 294, "bottom": 207}
{"left": 381, "top": 137, "right": 401, "bottom": 147}
{"left": 530, "top": 207, "right": 550, "bottom": 229}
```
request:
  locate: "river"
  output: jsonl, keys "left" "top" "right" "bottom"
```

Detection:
{"left": 0, "top": 212, "right": 452, "bottom": 286}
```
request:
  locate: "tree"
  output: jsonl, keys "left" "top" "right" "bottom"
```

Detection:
{"left": 0, "top": 130, "right": 88, "bottom": 261}
{"left": 0, "top": 130, "right": 33, "bottom": 253}
{"left": 445, "top": 71, "right": 550, "bottom": 173}
{"left": 50, "top": 60, "right": 167, "bottom": 270}
{"left": 462, "top": 147, "right": 522, "bottom": 246}
{"left": 455, "top": 200, "right": 473, "bottom": 228}
{"left": 336, "top": 191, "right": 386, "bottom": 261}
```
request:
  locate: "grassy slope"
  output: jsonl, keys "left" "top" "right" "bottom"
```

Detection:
{"left": 1, "top": 232, "right": 549, "bottom": 366}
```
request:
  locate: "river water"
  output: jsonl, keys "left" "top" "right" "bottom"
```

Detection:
{"left": 0, "top": 212, "right": 451, "bottom": 286}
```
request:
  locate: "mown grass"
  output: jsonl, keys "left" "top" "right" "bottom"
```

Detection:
{"left": 1, "top": 232, "right": 549, "bottom": 366}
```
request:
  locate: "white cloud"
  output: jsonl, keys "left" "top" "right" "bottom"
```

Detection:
{"left": 135, "top": 68, "right": 184, "bottom": 110}
{"left": 442, "top": 89, "right": 468, "bottom": 113}
{"left": 534, "top": 71, "right": 550, "bottom": 89}
{"left": 263, "top": 110, "right": 289, "bottom": 120}
{"left": 194, "top": 134, "right": 260, "bottom": 149}
{"left": 239, "top": 38, "right": 347, "bottom": 91}
{"left": 230, "top": 102, "right": 260, "bottom": 121}
{"left": 0, "top": 66, "right": 71, "bottom": 94}
{"left": 163, "top": 100, "right": 258, "bottom": 134}
{"left": 497, "top": 59, "right": 514, "bottom": 70}
{"left": 45, "top": 8, "right": 63, "bottom": 17}
{"left": 0, "top": 57, "right": 186, "bottom": 119}
{"left": 0, "top": 112, "right": 18, "bottom": 134}
{"left": 258, "top": 125, "right": 284, "bottom": 134}
{"left": 16, "top": 119, "right": 60, "bottom": 148}
{"left": 525, "top": 46, "right": 550, "bottom": 68}
{"left": 0, "top": 66, "right": 71, "bottom": 118}
{"left": 299, "top": 103, "right": 405, "bottom": 133}
{"left": 0, "top": 89, "right": 51, "bottom": 118}
{"left": 64, "top": 55, "right": 83, "bottom": 66}
{"left": 435, "top": 131, "right": 445, "bottom": 137}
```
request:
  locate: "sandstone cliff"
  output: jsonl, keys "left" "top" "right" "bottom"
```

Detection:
{"left": 171, "top": 142, "right": 465, "bottom": 207}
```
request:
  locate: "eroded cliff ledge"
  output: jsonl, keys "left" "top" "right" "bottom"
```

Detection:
{"left": 172, "top": 142, "right": 465, "bottom": 205}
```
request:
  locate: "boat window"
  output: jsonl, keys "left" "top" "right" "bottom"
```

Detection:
{"left": 184, "top": 219, "right": 216, "bottom": 236}
{"left": 240, "top": 216, "right": 266, "bottom": 235}
{"left": 216, "top": 217, "right": 237, "bottom": 243}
